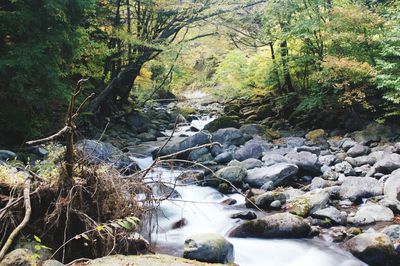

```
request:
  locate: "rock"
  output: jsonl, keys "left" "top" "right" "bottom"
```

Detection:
{"left": 296, "top": 146, "right": 321, "bottom": 155}
{"left": 381, "top": 225, "right": 400, "bottom": 242}
{"left": 347, "top": 144, "right": 370, "bottom": 157}
{"left": 137, "top": 132, "right": 157, "bottom": 142}
{"left": 333, "top": 161, "right": 355, "bottom": 176}
{"left": 341, "top": 139, "right": 358, "bottom": 151}
{"left": 216, "top": 166, "right": 247, "bottom": 186}
{"left": 253, "top": 191, "right": 287, "bottom": 209}
{"left": 305, "top": 129, "right": 325, "bottom": 141}
{"left": 352, "top": 123, "right": 393, "bottom": 145}
{"left": 125, "top": 111, "right": 151, "bottom": 133}
{"left": 159, "top": 132, "right": 211, "bottom": 157}
{"left": 348, "top": 204, "right": 394, "bottom": 225}
{"left": 285, "top": 151, "right": 321, "bottom": 175}
{"left": 339, "top": 176, "right": 383, "bottom": 201}
{"left": 76, "top": 140, "right": 122, "bottom": 164}
{"left": 85, "top": 254, "right": 223, "bottom": 266}
{"left": 373, "top": 153, "right": 400, "bottom": 174}
{"left": 240, "top": 124, "right": 265, "bottom": 136}
{"left": 261, "top": 153, "right": 289, "bottom": 166}
{"left": 229, "top": 213, "right": 311, "bottom": 238}
{"left": 214, "top": 152, "right": 233, "bottom": 164}
{"left": 221, "top": 198, "right": 237, "bottom": 205}
{"left": 345, "top": 232, "right": 395, "bottom": 266}
{"left": 177, "top": 171, "right": 204, "bottom": 184}
{"left": 279, "top": 137, "right": 306, "bottom": 148}
{"left": 233, "top": 139, "right": 269, "bottom": 161}
{"left": 152, "top": 183, "right": 181, "bottom": 199}
{"left": 384, "top": 169, "right": 400, "bottom": 201}
{"left": 188, "top": 147, "right": 210, "bottom": 162}
{"left": 322, "top": 170, "right": 340, "bottom": 181}
{"left": 42, "top": 260, "right": 64, "bottom": 266}
{"left": 245, "top": 163, "right": 298, "bottom": 188}
{"left": 310, "top": 177, "right": 337, "bottom": 190}
{"left": 241, "top": 158, "right": 264, "bottom": 169}
{"left": 270, "top": 200, "right": 282, "bottom": 209}
{"left": 0, "top": 248, "right": 37, "bottom": 266}
{"left": 203, "top": 116, "right": 240, "bottom": 132}
{"left": 286, "top": 189, "right": 330, "bottom": 217}
{"left": 319, "top": 155, "right": 337, "bottom": 166}
{"left": 183, "top": 233, "right": 234, "bottom": 264}
{"left": 0, "top": 150, "right": 16, "bottom": 161}
{"left": 311, "top": 206, "right": 346, "bottom": 225}
{"left": 231, "top": 211, "right": 257, "bottom": 220}
{"left": 211, "top": 128, "right": 244, "bottom": 146}
{"left": 346, "top": 155, "right": 376, "bottom": 167}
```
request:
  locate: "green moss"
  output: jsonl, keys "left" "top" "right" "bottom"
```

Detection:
{"left": 203, "top": 116, "right": 241, "bottom": 132}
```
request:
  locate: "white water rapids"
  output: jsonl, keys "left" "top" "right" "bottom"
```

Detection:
{"left": 130, "top": 110, "right": 366, "bottom": 266}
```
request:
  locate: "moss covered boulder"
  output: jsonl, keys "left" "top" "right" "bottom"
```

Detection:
{"left": 204, "top": 116, "right": 241, "bottom": 132}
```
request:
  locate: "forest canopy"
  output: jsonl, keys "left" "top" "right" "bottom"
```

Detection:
{"left": 0, "top": 0, "right": 399, "bottom": 144}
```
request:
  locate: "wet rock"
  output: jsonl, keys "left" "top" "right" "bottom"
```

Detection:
{"left": 188, "top": 147, "right": 210, "bottom": 162}
{"left": 286, "top": 189, "right": 330, "bottom": 217}
{"left": 0, "top": 248, "right": 37, "bottom": 266}
{"left": 231, "top": 211, "right": 257, "bottom": 220}
{"left": 215, "top": 165, "right": 247, "bottom": 186}
{"left": 245, "top": 163, "right": 298, "bottom": 188}
{"left": 285, "top": 150, "right": 321, "bottom": 175}
{"left": 253, "top": 191, "right": 287, "bottom": 209}
{"left": 381, "top": 225, "right": 400, "bottom": 242}
{"left": 345, "top": 232, "right": 395, "bottom": 266}
{"left": 347, "top": 144, "right": 370, "bottom": 157}
{"left": 240, "top": 124, "right": 265, "bottom": 136}
{"left": 76, "top": 139, "right": 122, "bottom": 164}
{"left": 159, "top": 132, "right": 211, "bottom": 157}
{"left": 183, "top": 233, "right": 234, "bottom": 264}
{"left": 241, "top": 158, "right": 264, "bottom": 170}
{"left": 384, "top": 169, "right": 400, "bottom": 201}
{"left": 214, "top": 152, "right": 233, "bottom": 164}
{"left": 348, "top": 204, "right": 394, "bottom": 225}
{"left": 221, "top": 198, "right": 237, "bottom": 205}
{"left": 339, "top": 176, "right": 383, "bottom": 201}
{"left": 296, "top": 146, "right": 321, "bottom": 155}
{"left": 152, "top": 183, "right": 181, "bottom": 199}
{"left": 229, "top": 213, "right": 311, "bottom": 238}
{"left": 0, "top": 150, "right": 16, "bottom": 160}
{"left": 311, "top": 207, "right": 346, "bottom": 225}
{"left": 211, "top": 128, "right": 244, "bottom": 146}
{"left": 233, "top": 139, "right": 269, "bottom": 161}
{"left": 261, "top": 153, "right": 289, "bottom": 166}
{"left": 177, "top": 171, "right": 204, "bottom": 184}
{"left": 203, "top": 116, "right": 240, "bottom": 132}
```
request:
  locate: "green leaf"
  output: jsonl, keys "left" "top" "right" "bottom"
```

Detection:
{"left": 33, "top": 235, "right": 41, "bottom": 243}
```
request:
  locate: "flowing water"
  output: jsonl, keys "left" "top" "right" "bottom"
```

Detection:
{"left": 132, "top": 107, "right": 366, "bottom": 266}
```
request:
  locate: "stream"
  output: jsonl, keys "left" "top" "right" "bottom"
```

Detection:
{"left": 132, "top": 106, "right": 367, "bottom": 266}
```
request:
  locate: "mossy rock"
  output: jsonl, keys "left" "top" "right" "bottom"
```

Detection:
{"left": 204, "top": 116, "right": 241, "bottom": 132}
{"left": 256, "top": 105, "right": 274, "bottom": 120}
{"left": 265, "top": 128, "right": 281, "bottom": 140}
{"left": 224, "top": 104, "right": 241, "bottom": 115}
{"left": 305, "top": 129, "right": 326, "bottom": 141}
{"left": 179, "top": 106, "right": 197, "bottom": 119}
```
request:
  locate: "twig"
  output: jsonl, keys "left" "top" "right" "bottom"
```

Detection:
{"left": 26, "top": 126, "right": 70, "bottom": 146}
{"left": 0, "top": 178, "right": 32, "bottom": 260}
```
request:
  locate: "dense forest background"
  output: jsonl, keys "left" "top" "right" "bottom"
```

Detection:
{"left": 0, "top": 0, "right": 399, "bottom": 145}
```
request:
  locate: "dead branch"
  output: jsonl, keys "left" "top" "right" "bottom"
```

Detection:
{"left": 0, "top": 178, "right": 32, "bottom": 260}
{"left": 26, "top": 126, "right": 70, "bottom": 146}
{"left": 158, "top": 142, "right": 221, "bottom": 160}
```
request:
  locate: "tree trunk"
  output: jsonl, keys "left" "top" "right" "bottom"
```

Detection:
{"left": 269, "top": 42, "right": 282, "bottom": 92}
{"left": 280, "top": 40, "right": 294, "bottom": 93}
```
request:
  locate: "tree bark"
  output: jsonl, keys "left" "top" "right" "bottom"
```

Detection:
{"left": 280, "top": 40, "right": 294, "bottom": 92}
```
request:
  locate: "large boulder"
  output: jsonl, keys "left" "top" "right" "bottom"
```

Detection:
{"left": 203, "top": 116, "right": 240, "bottom": 132}
{"left": 339, "top": 176, "right": 383, "bottom": 202}
{"left": 311, "top": 206, "right": 346, "bottom": 225}
{"left": 0, "top": 248, "right": 38, "bottom": 266}
{"left": 211, "top": 128, "right": 245, "bottom": 147}
{"left": 76, "top": 140, "right": 122, "bottom": 164}
{"left": 0, "top": 150, "right": 16, "bottom": 161}
{"left": 215, "top": 166, "right": 247, "bottom": 186}
{"left": 233, "top": 139, "right": 269, "bottom": 161}
{"left": 286, "top": 189, "right": 330, "bottom": 217}
{"left": 345, "top": 232, "right": 396, "bottom": 266}
{"left": 84, "top": 254, "right": 223, "bottom": 266}
{"left": 373, "top": 153, "right": 400, "bottom": 174}
{"left": 285, "top": 150, "right": 321, "bottom": 175}
{"left": 244, "top": 163, "right": 298, "bottom": 188}
{"left": 183, "top": 233, "right": 234, "bottom": 264}
{"left": 262, "top": 153, "right": 289, "bottom": 166}
{"left": 348, "top": 204, "right": 394, "bottom": 225}
{"left": 381, "top": 225, "right": 400, "bottom": 242}
{"left": 352, "top": 123, "right": 393, "bottom": 145}
{"left": 229, "top": 213, "right": 311, "bottom": 238}
{"left": 159, "top": 132, "right": 211, "bottom": 157}
{"left": 384, "top": 169, "right": 400, "bottom": 201}
{"left": 214, "top": 152, "right": 233, "bottom": 164}
{"left": 241, "top": 158, "right": 264, "bottom": 170}
{"left": 252, "top": 191, "right": 287, "bottom": 209}
{"left": 347, "top": 144, "right": 370, "bottom": 158}
{"left": 240, "top": 124, "right": 265, "bottom": 136}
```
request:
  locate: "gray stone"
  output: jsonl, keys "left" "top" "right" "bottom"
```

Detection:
{"left": 0, "top": 249, "right": 37, "bottom": 266}
{"left": 229, "top": 213, "right": 311, "bottom": 238}
{"left": 311, "top": 206, "right": 346, "bottom": 225}
{"left": 334, "top": 161, "right": 355, "bottom": 176}
{"left": 339, "top": 176, "right": 383, "bottom": 201}
{"left": 285, "top": 151, "right": 321, "bottom": 174}
{"left": 76, "top": 140, "right": 122, "bottom": 165}
{"left": 310, "top": 177, "right": 337, "bottom": 190}
{"left": 319, "top": 155, "right": 337, "bottom": 166}
{"left": 381, "top": 225, "right": 400, "bottom": 242}
{"left": 296, "top": 146, "right": 321, "bottom": 155}
{"left": 347, "top": 144, "right": 370, "bottom": 157}
{"left": 253, "top": 191, "right": 287, "bottom": 209}
{"left": 280, "top": 137, "right": 306, "bottom": 148}
{"left": 322, "top": 169, "right": 339, "bottom": 181}
{"left": 341, "top": 139, "right": 357, "bottom": 151}
{"left": 346, "top": 156, "right": 376, "bottom": 167}
{"left": 352, "top": 123, "right": 393, "bottom": 145}
{"left": 188, "top": 147, "right": 209, "bottom": 162}
{"left": 183, "top": 233, "right": 234, "bottom": 264}
{"left": 373, "top": 153, "right": 400, "bottom": 174}
{"left": 240, "top": 124, "right": 265, "bottom": 136}
{"left": 270, "top": 200, "right": 282, "bottom": 209}
{"left": 216, "top": 166, "right": 247, "bottom": 185}
{"left": 42, "top": 260, "right": 64, "bottom": 266}
{"left": 214, "top": 152, "right": 233, "bottom": 164}
{"left": 384, "top": 169, "right": 400, "bottom": 201}
{"left": 245, "top": 163, "right": 298, "bottom": 188}
{"left": 212, "top": 128, "right": 244, "bottom": 146}
{"left": 286, "top": 189, "right": 330, "bottom": 217}
{"left": 160, "top": 132, "right": 211, "bottom": 156}
{"left": 231, "top": 211, "right": 257, "bottom": 220}
{"left": 152, "top": 183, "right": 181, "bottom": 199}
{"left": 348, "top": 204, "right": 394, "bottom": 225}
{"left": 241, "top": 158, "right": 264, "bottom": 170}
{"left": 261, "top": 153, "right": 289, "bottom": 166}
{"left": 345, "top": 232, "right": 395, "bottom": 266}
{"left": 233, "top": 139, "right": 269, "bottom": 161}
